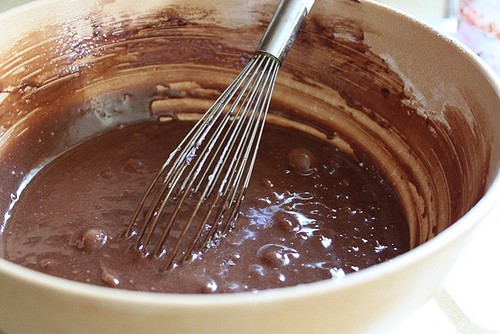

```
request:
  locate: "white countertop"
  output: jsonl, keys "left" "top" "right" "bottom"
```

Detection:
{"left": 0, "top": 0, "right": 32, "bottom": 12}
{"left": 1, "top": 1, "right": 499, "bottom": 333}
{"left": 392, "top": 207, "right": 500, "bottom": 333}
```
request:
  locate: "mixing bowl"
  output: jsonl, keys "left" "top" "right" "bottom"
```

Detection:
{"left": 0, "top": 0, "right": 498, "bottom": 333}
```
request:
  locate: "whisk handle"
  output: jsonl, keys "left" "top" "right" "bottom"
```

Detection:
{"left": 256, "top": 0, "right": 315, "bottom": 64}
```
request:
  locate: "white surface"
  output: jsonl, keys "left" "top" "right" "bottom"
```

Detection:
{"left": 392, "top": 207, "right": 500, "bottom": 333}
{"left": 1, "top": 1, "right": 499, "bottom": 333}
{"left": 445, "top": 216, "right": 500, "bottom": 331}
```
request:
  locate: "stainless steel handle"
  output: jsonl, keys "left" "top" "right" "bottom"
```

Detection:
{"left": 256, "top": 0, "right": 315, "bottom": 63}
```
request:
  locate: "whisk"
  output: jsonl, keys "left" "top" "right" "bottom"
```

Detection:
{"left": 126, "top": 0, "right": 315, "bottom": 270}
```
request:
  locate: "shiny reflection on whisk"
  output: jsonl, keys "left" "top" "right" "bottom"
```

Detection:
{"left": 125, "top": 52, "right": 280, "bottom": 270}
{"left": 125, "top": 0, "right": 314, "bottom": 270}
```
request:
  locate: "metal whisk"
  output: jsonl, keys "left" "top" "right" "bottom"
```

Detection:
{"left": 126, "top": 0, "right": 315, "bottom": 270}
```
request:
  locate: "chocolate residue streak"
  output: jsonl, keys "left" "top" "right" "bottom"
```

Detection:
{"left": 0, "top": 1, "right": 490, "bottom": 264}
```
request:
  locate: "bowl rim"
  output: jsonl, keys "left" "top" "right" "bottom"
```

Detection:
{"left": 0, "top": 0, "right": 499, "bottom": 306}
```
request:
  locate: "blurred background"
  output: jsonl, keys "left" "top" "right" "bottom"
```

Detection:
{"left": 0, "top": 0, "right": 499, "bottom": 333}
{"left": 0, "top": 0, "right": 32, "bottom": 11}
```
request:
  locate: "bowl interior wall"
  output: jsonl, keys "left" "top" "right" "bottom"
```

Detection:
{"left": 0, "top": 0, "right": 497, "bottom": 252}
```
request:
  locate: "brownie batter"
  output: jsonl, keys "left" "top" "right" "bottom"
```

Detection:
{"left": 1, "top": 119, "right": 409, "bottom": 293}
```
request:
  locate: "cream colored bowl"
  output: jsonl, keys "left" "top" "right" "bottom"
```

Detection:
{"left": 0, "top": 0, "right": 499, "bottom": 333}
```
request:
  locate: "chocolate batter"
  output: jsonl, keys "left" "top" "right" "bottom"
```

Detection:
{"left": 1, "top": 119, "right": 409, "bottom": 293}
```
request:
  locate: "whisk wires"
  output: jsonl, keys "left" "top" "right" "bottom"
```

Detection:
{"left": 126, "top": 52, "right": 281, "bottom": 269}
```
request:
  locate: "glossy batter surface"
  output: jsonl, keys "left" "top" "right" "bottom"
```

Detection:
{"left": 2, "top": 120, "right": 409, "bottom": 293}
